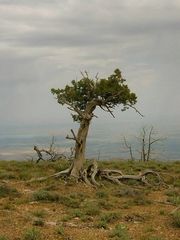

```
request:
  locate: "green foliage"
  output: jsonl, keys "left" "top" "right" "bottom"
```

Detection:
{"left": 51, "top": 69, "right": 137, "bottom": 122}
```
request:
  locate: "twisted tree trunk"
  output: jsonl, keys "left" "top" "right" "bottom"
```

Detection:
{"left": 70, "top": 118, "right": 91, "bottom": 177}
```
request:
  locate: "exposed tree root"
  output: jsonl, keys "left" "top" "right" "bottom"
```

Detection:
{"left": 29, "top": 161, "right": 166, "bottom": 187}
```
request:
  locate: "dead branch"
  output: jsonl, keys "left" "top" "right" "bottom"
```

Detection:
{"left": 123, "top": 137, "right": 134, "bottom": 161}
{"left": 126, "top": 104, "right": 144, "bottom": 117}
{"left": 66, "top": 129, "right": 80, "bottom": 145}
{"left": 33, "top": 137, "right": 67, "bottom": 163}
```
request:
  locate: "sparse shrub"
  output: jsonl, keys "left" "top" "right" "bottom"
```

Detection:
{"left": 83, "top": 202, "right": 100, "bottom": 216}
{"left": 56, "top": 226, "right": 65, "bottom": 236}
{"left": 59, "top": 195, "right": 81, "bottom": 208}
{"left": 58, "top": 192, "right": 86, "bottom": 208}
{"left": 33, "top": 218, "right": 44, "bottom": 227}
{"left": 167, "top": 196, "right": 180, "bottom": 205}
{"left": 109, "top": 224, "right": 130, "bottom": 239}
{"left": 70, "top": 209, "right": 84, "bottom": 218}
{"left": 23, "top": 228, "right": 41, "bottom": 240}
{"left": 100, "top": 212, "right": 121, "bottom": 224}
{"left": 0, "top": 184, "right": 20, "bottom": 198}
{"left": 32, "top": 190, "right": 59, "bottom": 202}
{"left": 96, "top": 220, "right": 108, "bottom": 229}
{"left": 172, "top": 211, "right": 180, "bottom": 228}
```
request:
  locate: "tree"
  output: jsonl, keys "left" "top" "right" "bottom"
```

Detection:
{"left": 51, "top": 69, "right": 140, "bottom": 179}
{"left": 122, "top": 126, "right": 164, "bottom": 161}
{"left": 139, "top": 126, "right": 164, "bottom": 161}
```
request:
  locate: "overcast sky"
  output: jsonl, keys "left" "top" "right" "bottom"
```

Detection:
{"left": 0, "top": 0, "right": 180, "bottom": 137}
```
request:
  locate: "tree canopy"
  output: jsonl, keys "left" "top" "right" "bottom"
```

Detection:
{"left": 51, "top": 69, "right": 137, "bottom": 121}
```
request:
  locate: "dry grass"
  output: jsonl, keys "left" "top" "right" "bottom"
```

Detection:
{"left": 0, "top": 159, "right": 179, "bottom": 240}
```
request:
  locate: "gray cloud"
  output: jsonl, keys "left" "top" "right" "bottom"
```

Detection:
{"left": 0, "top": 0, "right": 180, "bottom": 132}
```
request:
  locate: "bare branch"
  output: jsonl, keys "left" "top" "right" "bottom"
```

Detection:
{"left": 66, "top": 129, "right": 80, "bottom": 145}
{"left": 105, "top": 104, "right": 115, "bottom": 118}
{"left": 95, "top": 72, "right": 99, "bottom": 80}
{"left": 126, "top": 104, "right": 144, "bottom": 117}
{"left": 123, "top": 137, "right": 134, "bottom": 161}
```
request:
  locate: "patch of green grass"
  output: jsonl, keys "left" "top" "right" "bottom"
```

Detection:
{"left": 22, "top": 228, "right": 41, "bottom": 240}
{"left": 172, "top": 211, "right": 180, "bottom": 228}
{"left": 173, "top": 178, "right": 180, "bottom": 187}
{"left": 100, "top": 212, "right": 121, "bottom": 224}
{"left": 58, "top": 192, "right": 86, "bottom": 208}
{"left": 0, "top": 171, "right": 16, "bottom": 180}
{"left": 96, "top": 190, "right": 108, "bottom": 199}
{"left": 167, "top": 196, "right": 180, "bottom": 205}
{"left": 0, "top": 236, "right": 9, "bottom": 240}
{"left": 56, "top": 226, "right": 65, "bottom": 236}
{"left": 32, "top": 190, "right": 59, "bottom": 202}
{"left": 96, "top": 211, "right": 121, "bottom": 229}
{"left": 98, "top": 199, "right": 114, "bottom": 210}
{"left": 128, "top": 195, "right": 152, "bottom": 206}
{"left": 114, "top": 188, "right": 142, "bottom": 197}
{"left": 70, "top": 209, "right": 84, "bottom": 218}
{"left": 0, "top": 184, "right": 20, "bottom": 198}
{"left": 96, "top": 220, "right": 108, "bottom": 229}
{"left": 83, "top": 201, "right": 100, "bottom": 216}
{"left": 109, "top": 224, "right": 130, "bottom": 240}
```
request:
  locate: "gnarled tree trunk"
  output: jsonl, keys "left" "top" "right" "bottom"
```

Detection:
{"left": 70, "top": 118, "right": 91, "bottom": 178}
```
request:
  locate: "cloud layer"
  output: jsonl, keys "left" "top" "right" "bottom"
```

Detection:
{"left": 0, "top": 0, "right": 180, "bottom": 131}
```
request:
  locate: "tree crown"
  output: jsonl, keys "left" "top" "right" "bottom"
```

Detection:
{"left": 51, "top": 69, "right": 137, "bottom": 121}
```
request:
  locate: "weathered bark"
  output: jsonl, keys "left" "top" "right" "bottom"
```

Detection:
{"left": 68, "top": 101, "right": 96, "bottom": 178}
{"left": 70, "top": 118, "right": 91, "bottom": 177}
